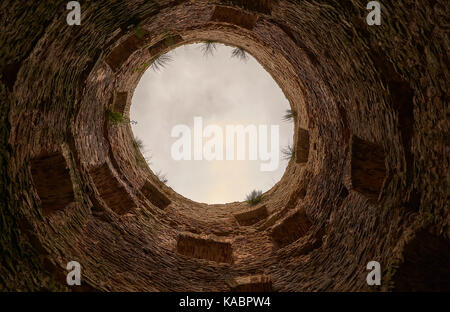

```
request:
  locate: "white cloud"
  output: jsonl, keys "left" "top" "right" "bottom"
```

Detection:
{"left": 131, "top": 43, "right": 293, "bottom": 204}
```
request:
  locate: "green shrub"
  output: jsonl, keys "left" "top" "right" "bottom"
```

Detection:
{"left": 231, "top": 47, "right": 248, "bottom": 61}
{"left": 134, "top": 25, "right": 146, "bottom": 39}
{"left": 107, "top": 110, "right": 137, "bottom": 126}
{"left": 165, "top": 34, "right": 175, "bottom": 46}
{"left": 246, "top": 190, "right": 263, "bottom": 205}
{"left": 201, "top": 40, "right": 217, "bottom": 56}
{"left": 281, "top": 145, "right": 295, "bottom": 160}
{"left": 134, "top": 137, "right": 144, "bottom": 151}
{"left": 155, "top": 171, "right": 168, "bottom": 184}
{"left": 282, "top": 109, "right": 295, "bottom": 122}
{"left": 149, "top": 53, "right": 173, "bottom": 72}
{"left": 107, "top": 110, "right": 126, "bottom": 126}
{"left": 136, "top": 62, "right": 149, "bottom": 73}
{"left": 133, "top": 137, "right": 152, "bottom": 169}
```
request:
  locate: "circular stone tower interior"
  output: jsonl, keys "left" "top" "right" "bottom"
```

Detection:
{"left": 0, "top": 0, "right": 448, "bottom": 292}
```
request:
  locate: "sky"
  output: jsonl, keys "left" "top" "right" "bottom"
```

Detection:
{"left": 130, "top": 43, "right": 293, "bottom": 204}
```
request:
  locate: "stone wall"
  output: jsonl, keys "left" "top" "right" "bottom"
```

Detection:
{"left": 0, "top": 0, "right": 448, "bottom": 291}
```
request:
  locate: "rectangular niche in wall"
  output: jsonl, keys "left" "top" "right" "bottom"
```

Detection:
{"left": 176, "top": 232, "right": 233, "bottom": 264}
{"left": 211, "top": 6, "right": 258, "bottom": 30}
{"left": 393, "top": 231, "right": 450, "bottom": 292}
{"left": 140, "top": 180, "right": 171, "bottom": 209}
{"left": 234, "top": 205, "right": 268, "bottom": 226}
{"left": 344, "top": 135, "right": 386, "bottom": 201}
{"left": 270, "top": 207, "right": 312, "bottom": 248}
{"left": 30, "top": 152, "right": 75, "bottom": 216}
{"left": 295, "top": 128, "right": 310, "bottom": 164}
{"left": 105, "top": 34, "right": 148, "bottom": 72}
{"left": 221, "top": 0, "right": 274, "bottom": 15}
{"left": 228, "top": 274, "right": 273, "bottom": 292}
{"left": 89, "top": 163, "right": 136, "bottom": 215}
{"left": 113, "top": 92, "right": 128, "bottom": 115}
{"left": 148, "top": 35, "right": 183, "bottom": 57}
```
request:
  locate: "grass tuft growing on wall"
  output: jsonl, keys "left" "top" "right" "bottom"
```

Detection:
{"left": 246, "top": 190, "right": 263, "bottom": 205}
{"left": 201, "top": 40, "right": 217, "bottom": 56}
{"left": 149, "top": 53, "right": 173, "bottom": 72}
{"left": 281, "top": 145, "right": 295, "bottom": 160}
{"left": 282, "top": 109, "right": 295, "bottom": 122}
{"left": 231, "top": 47, "right": 248, "bottom": 61}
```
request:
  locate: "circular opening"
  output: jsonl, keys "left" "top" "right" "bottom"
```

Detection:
{"left": 131, "top": 43, "right": 294, "bottom": 204}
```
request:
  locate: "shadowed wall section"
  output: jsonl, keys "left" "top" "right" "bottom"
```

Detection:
{"left": 344, "top": 135, "right": 386, "bottom": 201}
{"left": 177, "top": 233, "right": 234, "bottom": 264}
{"left": 234, "top": 205, "right": 268, "bottom": 226}
{"left": 392, "top": 231, "right": 450, "bottom": 292}
{"left": 0, "top": 0, "right": 448, "bottom": 291}
{"left": 89, "top": 163, "right": 136, "bottom": 215}
{"left": 30, "top": 152, "right": 75, "bottom": 216}
{"left": 141, "top": 180, "right": 171, "bottom": 210}
{"left": 295, "top": 128, "right": 310, "bottom": 164}
{"left": 270, "top": 207, "right": 311, "bottom": 248}
{"left": 228, "top": 274, "right": 272, "bottom": 292}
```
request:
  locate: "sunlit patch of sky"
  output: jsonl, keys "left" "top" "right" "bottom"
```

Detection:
{"left": 131, "top": 43, "right": 293, "bottom": 204}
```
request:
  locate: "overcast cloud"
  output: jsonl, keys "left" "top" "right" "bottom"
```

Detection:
{"left": 131, "top": 43, "right": 293, "bottom": 204}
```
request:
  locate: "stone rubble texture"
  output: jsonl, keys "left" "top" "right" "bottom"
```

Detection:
{"left": 0, "top": 0, "right": 448, "bottom": 291}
